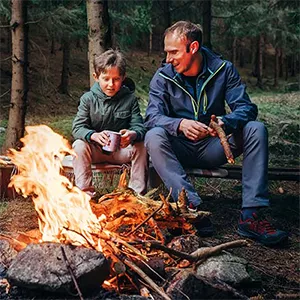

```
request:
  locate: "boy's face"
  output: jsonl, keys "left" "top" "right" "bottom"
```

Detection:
{"left": 94, "top": 66, "right": 124, "bottom": 97}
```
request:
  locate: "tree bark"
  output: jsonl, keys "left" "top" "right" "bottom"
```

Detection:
{"left": 58, "top": 39, "right": 70, "bottom": 94}
{"left": 3, "top": 0, "right": 28, "bottom": 152}
{"left": 202, "top": 0, "right": 212, "bottom": 49}
{"left": 86, "top": 0, "right": 111, "bottom": 87}
{"left": 256, "top": 34, "right": 264, "bottom": 88}
{"left": 274, "top": 47, "right": 279, "bottom": 87}
{"left": 232, "top": 37, "right": 237, "bottom": 66}
{"left": 279, "top": 48, "right": 284, "bottom": 78}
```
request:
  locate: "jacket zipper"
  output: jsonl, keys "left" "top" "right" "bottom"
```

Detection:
{"left": 159, "top": 61, "right": 226, "bottom": 119}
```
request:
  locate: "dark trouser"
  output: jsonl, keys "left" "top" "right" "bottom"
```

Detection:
{"left": 145, "top": 121, "right": 269, "bottom": 208}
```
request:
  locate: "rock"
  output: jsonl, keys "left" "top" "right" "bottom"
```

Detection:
{"left": 0, "top": 240, "right": 18, "bottom": 271}
{"left": 167, "top": 234, "right": 203, "bottom": 253}
{"left": 166, "top": 269, "right": 247, "bottom": 299}
{"left": 196, "top": 252, "right": 251, "bottom": 286}
{"left": 166, "top": 269, "right": 248, "bottom": 300}
{"left": 7, "top": 242, "right": 110, "bottom": 294}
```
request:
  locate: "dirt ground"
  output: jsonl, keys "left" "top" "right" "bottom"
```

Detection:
{"left": 0, "top": 178, "right": 299, "bottom": 299}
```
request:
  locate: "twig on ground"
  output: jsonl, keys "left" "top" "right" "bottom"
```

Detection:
{"left": 60, "top": 246, "right": 84, "bottom": 300}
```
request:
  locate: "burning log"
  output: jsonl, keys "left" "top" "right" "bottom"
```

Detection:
{"left": 209, "top": 115, "right": 235, "bottom": 164}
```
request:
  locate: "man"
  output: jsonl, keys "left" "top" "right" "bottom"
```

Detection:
{"left": 144, "top": 21, "right": 288, "bottom": 245}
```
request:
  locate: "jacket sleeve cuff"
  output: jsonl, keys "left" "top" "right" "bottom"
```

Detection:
{"left": 85, "top": 130, "right": 95, "bottom": 142}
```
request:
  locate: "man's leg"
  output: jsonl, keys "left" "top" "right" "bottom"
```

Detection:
{"left": 194, "top": 121, "right": 269, "bottom": 208}
{"left": 145, "top": 127, "right": 202, "bottom": 207}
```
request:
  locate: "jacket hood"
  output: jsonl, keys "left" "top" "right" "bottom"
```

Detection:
{"left": 90, "top": 77, "right": 135, "bottom": 100}
{"left": 159, "top": 46, "right": 224, "bottom": 78}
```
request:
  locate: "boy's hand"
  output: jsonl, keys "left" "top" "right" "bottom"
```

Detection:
{"left": 119, "top": 129, "right": 137, "bottom": 148}
{"left": 90, "top": 131, "right": 110, "bottom": 147}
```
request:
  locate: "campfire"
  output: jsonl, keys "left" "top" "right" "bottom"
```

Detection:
{"left": 0, "top": 125, "right": 249, "bottom": 299}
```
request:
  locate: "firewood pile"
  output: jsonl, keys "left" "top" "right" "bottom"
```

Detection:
{"left": 0, "top": 125, "right": 250, "bottom": 299}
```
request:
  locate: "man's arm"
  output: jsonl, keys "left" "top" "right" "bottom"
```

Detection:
{"left": 221, "top": 63, "right": 258, "bottom": 134}
{"left": 144, "top": 73, "right": 182, "bottom": 136}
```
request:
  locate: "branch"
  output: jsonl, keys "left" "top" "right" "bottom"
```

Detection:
{"left": 209, "top": 115, "right": 234, "bottom": 164}
{"left": 123, "top": 257, "right": 172, "bottom": 300}
{"left": 60, "top": 246, "right": 84, "bottom": 300}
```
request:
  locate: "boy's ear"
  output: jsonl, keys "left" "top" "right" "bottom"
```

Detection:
{"left": 92, "top": 72, "right": 99, "bottom": 80}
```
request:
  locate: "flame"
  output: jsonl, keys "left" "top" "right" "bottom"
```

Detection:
{"left": 8, "top": 125, "right": 106, "bottom": 251}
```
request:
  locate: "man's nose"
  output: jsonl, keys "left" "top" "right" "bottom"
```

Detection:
{"left": 166, "top": 53, "right": 172, "bottom": 63}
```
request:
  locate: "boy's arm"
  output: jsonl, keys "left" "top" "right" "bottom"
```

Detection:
{"left": 72, "top": 94, "right": 95, "bottom": 142}
{"left": 128, "top": 97, "right": 147, "bottom": 142}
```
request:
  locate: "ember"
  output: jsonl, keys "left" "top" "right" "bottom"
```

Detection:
{"left": 2, "top": 125, "right": 249, "bottom": 299}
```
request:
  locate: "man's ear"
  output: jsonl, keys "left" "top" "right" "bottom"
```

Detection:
{"left": 190, "top": 41, "right": 200, "bottom": 54}
{"left": 92, "top": 72, "right": 99, "bottom": 80}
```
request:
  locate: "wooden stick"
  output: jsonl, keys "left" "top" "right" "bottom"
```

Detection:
{"left": 138, "top": 239, "right": 249, "bottom": 263}
{"left": 60, "top": 246, "right": 84, "bottom": 300}
{"left": 125, "top": 202, "right": 164, "bottom": 237}
{"left": 123, "top": 257, "right": 172, "bottom": 300}
{"left": 209, "top": 115, "right": 234, "bottom": 164}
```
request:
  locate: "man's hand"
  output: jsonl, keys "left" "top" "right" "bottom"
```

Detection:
{"left": 119, "top": 129, "right": 137, "bottom": 148}
{"left": 179, "top": 119, "right": 214, "bottom": 141}
{"left": 90, "top": 131, "right": 110, "bottom": 146}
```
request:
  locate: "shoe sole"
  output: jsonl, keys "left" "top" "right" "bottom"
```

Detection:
{"left": 237, "top": 229, "right": 288, "bottom": 246}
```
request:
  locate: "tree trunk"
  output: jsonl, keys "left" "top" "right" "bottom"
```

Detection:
{"left": 239, "top": 43, "right": 245, "bottom": 68}
{"left": 202, "top": 0, "right": 212, "bottom": 49}
{"left": 279, "top": 48, "right": 284, "bottom": 78}
{"left": 256, "top": 34, "right": 264, "bottom": 88}
{"left": 58, "top": 39, "right": 70, "bottom": 94}
{"left": 232, "top": 37, "right": 237, "bottom": 65}
{"left": 3, "top": 0, "right": 28, "bottom": 152}
{"left": 86, "top": 0, "right": 111, "bottom": 87}
{"left": 291, "top": 54, "right": 296, "bottom": 77}
{"left": 274, "top": 47, "right": 279, "bottom": 87}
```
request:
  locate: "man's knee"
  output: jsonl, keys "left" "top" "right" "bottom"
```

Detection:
{"left": 145, "top": 127, "right": 168, "bottom": 150}
{"left": 244, "top": 121, "right": 268, "bottom": 140}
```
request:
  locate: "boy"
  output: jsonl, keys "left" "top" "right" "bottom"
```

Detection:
{"left": 72, "top": 49, "right": 148, "bottom": 197}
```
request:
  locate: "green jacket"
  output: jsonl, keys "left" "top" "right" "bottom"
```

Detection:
{"left": 72, "top": 79, "right": 146, "bottom": 142}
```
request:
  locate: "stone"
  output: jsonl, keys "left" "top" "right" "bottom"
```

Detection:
{"left": 7, "top": 242, "right": 110, "bottom": 294}
{"left": 166, "top": 269, "right": 247, "bottom": 299}
{"left": 196, "top": 252, "right": 251, "bottom": 286}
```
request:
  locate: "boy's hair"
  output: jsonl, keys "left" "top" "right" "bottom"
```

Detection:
{"left": 164, "top": 21, "right": 203, "bottom": 52}
{"left": 93, "top": 49, "right": 126, "bottom": 77}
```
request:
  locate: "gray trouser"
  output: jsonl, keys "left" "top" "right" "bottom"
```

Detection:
{"left": 72, "top": 140, "right": 148, "bottom": 194}
{"left": 145, "top": 121, "right": 269, "bottom": 208}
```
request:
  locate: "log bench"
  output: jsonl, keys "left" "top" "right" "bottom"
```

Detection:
{"left": 148, "top": 164, "right": 300, "bottom": 189}
{"left": 1, "top": 154, "right": 299, "bottom": 199}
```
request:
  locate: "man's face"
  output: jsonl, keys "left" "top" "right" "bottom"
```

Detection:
{"left": 94, "top": 67, "right": 124, "bottom": 97}
{"left": 164, "top": 32, "right": 194, "bottom": 75}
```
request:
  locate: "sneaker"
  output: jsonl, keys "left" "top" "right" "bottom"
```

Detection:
{"left": 84, "top": 190, "right": 97, "bottom": 199}
{"left": 238, "top": 213, "right": 288, "bottom": 246}
{"left": 187, "top": 203, "right": 199, "bottom": 213}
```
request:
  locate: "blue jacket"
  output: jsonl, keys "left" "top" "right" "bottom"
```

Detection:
{"left": 145, "top": 47, "right": 258, "bottom": 136}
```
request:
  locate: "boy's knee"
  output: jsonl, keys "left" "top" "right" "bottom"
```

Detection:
{"left": 72, "top": 139, "right": 90, "bottom": 155}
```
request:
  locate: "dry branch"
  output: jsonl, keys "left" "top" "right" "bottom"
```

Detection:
{"left": 209, "top": 115, "right": 234, "bottom": 164}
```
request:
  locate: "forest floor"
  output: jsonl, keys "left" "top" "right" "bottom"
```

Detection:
{"left": 0, "top": 40, "right": 299, "bottom": 299}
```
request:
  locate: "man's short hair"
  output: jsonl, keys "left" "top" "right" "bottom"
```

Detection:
{"left": 93, "top": 49, "right": 126, "bottom": 77}
{"left": 164, "top": 21, "right": 203, "bottom": 49}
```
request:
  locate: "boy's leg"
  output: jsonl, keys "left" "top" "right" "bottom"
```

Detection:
{"left": 105, "top": 142, "right": 148, "bottom": 195}
{"left": 72, "top": 140, "right": 110, "bottom": 193}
